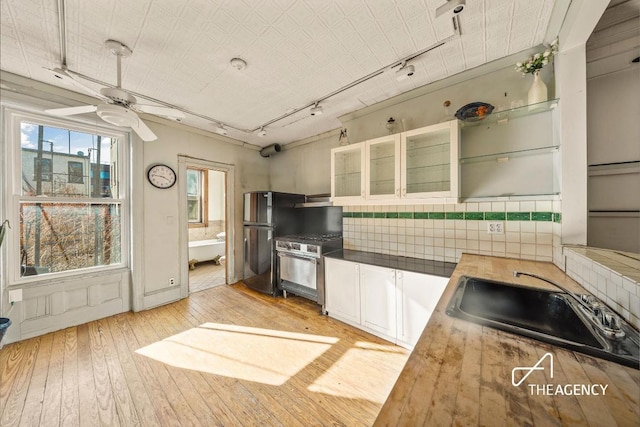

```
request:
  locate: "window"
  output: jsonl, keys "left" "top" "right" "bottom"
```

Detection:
{"left": 6, "top": 110, "right": 127, "bottom": 280}
{"left": 187, "top": 168, "right": 208, "bottom": 226}
{"left": 33, "top": 157, "right": 52, "bottom": 182}
{"left": 68, "top": 161, "right": 84, "bottom": 184}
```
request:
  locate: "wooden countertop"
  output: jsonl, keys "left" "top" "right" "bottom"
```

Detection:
{"left": 374, "top": 254, "right": 640, "bottom": 427}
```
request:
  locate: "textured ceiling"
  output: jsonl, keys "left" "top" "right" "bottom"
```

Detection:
{"left": 1, "top": 0, "right": 559, "bottom": 147}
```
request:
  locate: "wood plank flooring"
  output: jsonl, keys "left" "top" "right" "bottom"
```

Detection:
{"left": 0, "top": 283, "right": 409, "bottom": 427}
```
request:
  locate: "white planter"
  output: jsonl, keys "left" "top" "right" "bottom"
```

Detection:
{"left": 527, "top": 70, "right": 548, "bottom": 106}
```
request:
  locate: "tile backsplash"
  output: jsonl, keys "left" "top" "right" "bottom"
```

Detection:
{"left": 562, "top": 246, "right": 640, "bottom": 329}
{"left": 343, "top": 200, "right": 562, "bottom": 264}
{"left": 188, "top": 220, "right": 225, "bottom": 242}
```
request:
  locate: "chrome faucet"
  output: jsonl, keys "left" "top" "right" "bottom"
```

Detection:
{"left": 513, "top": 270, "right": 625, "bottom": 339}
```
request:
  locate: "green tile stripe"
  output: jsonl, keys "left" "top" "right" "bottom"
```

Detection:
{"left": 506, "top": 212, "right": 531, "bottom": 221}
{"left": 532, "top": 212, "right": 553, "bottom": 222}
{"left": 445, "top": 212, "right": 464, "bottom": 220}
{"left": 464, "top": 212, "right": 484, "bottom": 220}
{"left": 344, "top": 211, "right": 560, "bottom": 222}
{"left": 485, "top": 212, "right": 506, "bottom": 221}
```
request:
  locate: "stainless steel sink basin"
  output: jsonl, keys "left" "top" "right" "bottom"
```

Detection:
{"left": 446, "top": 275, "right": 640, "bottom": 369}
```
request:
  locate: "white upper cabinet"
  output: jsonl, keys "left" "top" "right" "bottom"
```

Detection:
{"left": 401, "top": 120, "right": 460, "bottom": 199}
{"left": 331, "top": 119, "right": 460, "bottom": 205}
{"left": 331, "top": 142, "right": 366, "bottom": 203}
{"left": 365, "top": 134, "right": 401, "bottom": 200}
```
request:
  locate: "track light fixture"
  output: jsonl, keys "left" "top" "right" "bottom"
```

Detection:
{"left": 435, "top": 0, "right": 466, "bottom": 18}
{"left": 215, "top": 123, "right": 228, "bottom": 136}
{"left": 310, "top": 101, "right": 323, "bottom": 116}
{"left": 395, "top": 62, "right": 415, "bottom": 81}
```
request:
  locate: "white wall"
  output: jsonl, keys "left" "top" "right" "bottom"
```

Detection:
{"left": 208, "top": 170, "right": 225, "bottom": 221}
{"left": 136, "top": 119, "right": 269, "bottom": 298}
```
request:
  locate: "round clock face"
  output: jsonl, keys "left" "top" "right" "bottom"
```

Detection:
{"left": 147, "top": 164, "right": 176, "bottom": 189}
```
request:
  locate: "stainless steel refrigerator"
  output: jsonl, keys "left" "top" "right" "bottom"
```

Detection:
{"left": 243, "top": 191, "right": 305, "bottom": 295}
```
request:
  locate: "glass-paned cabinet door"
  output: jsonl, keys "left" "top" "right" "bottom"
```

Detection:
{"left": 366, "top": 134, "right": 401, "bottom": 199}
{"left": 401, "top": 120, "right": 459, "bottom": 198}
{"left": 331, "top": 143, "right": 365, "bottom": 200}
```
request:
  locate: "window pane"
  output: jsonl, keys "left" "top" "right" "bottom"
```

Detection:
{"left": 68, "top": 161, "right": 84, "bottom": 184}
{"left": 21, "top": 122, "right": 117, "bottom": 198}
{"left": 187, "top": 169, "right": 200, "bottom": 196}
{"left": 187, "top": 197, "right": 201, "bottom": 222}
{"left": 19, "top": 202, "right": 122, "bottom": 276}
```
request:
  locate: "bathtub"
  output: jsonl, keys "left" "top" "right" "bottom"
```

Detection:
{"left": 188, "top": 239, "right": 225, "bottom": 262}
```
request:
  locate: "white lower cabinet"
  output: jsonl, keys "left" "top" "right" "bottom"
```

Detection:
{"left": 324, "top": 257, "right": 361, "bottom": 325}
{"left": 395, "top": 270, "right": 449, "bottom": 348}
{"left": 359, "top": 264, "right": 397, "bottom": 341}
{"left": 325, "top": 258, "right": 449, "bottom": 349}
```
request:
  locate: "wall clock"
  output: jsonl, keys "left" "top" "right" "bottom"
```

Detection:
{"left": 147, "top": 164, "right": 177, "bottom": 189}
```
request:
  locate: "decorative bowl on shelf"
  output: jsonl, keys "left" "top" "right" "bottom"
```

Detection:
{"left": 454, "top": 102, "right": 494, "bottom": 122}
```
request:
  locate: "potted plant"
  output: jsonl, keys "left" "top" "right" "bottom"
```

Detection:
{"left": 514, "top": 38, "right": 559, "bottom": 105}
{"left": 0, "top": 219, "right": 12, "bottom": 346}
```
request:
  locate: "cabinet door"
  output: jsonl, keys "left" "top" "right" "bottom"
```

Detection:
{"left": 359, "top": 264, "right": 397, "bottom": 340}
{"left": 331, "top": 143, "right": 366, "bottom": 203}
{"left": 324, "top": 258, "right": 360, "bottom": 325}
{"left": 401, "top": 120, "right": 459, "bottom": 199}
{"left": 396, "top": 270, "right": 449, "bottom": 348}
{"left": 365, "top": 134, "right": 401, "bottom": 200}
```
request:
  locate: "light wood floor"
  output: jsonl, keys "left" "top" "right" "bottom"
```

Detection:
{"left": 0, "top": 283, "right": 410, "bottom": 427}
{"left": 189, "top": 260, "right": 226, "bottom": 293}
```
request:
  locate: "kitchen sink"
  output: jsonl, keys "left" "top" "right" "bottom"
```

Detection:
{"left": 446, "top": 275, "right": 640, "bottom": 369}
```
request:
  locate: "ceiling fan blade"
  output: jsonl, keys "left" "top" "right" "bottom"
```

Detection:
{"left": 45, "top": 105, "right": 98, "bottom": 116}
{"left": 134, "top": 104, "right": 186, "bottom": 119}
{"left": 131, "top": 117, "right": 158, "bottom": 141}
{"left": 44, "top": 67, "right": 109, "bottom": 101}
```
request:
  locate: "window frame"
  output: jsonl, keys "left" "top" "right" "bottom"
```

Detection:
{"left": 2, "top": 108, "right": 130, "bottom": 285}
{"left": 187, "top": 167, "right": 208, "bottom": 228}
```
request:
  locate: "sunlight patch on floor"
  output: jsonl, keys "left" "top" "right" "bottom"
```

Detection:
{"left": 136, "top": 322, "right": 338, "bottom": 385}
{"left": 307, "top": 341, "right": 408, "bottom": 403}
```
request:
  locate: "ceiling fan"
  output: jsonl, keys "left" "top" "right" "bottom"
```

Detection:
{"left": 45, "top": 40, "right": 185, "bottom": 141}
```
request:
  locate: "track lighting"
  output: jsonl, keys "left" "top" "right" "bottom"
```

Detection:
{"left": 310, "top": 102, "right": 323, "bottom": 116}
{"left": 395, "top": 62, "right": 415, "bottom": 81}
{"left": 435, "top": 0, "right": 466, "bottom": 18}
{"left": 215, "top": 123, "right": 228, "bottom": 136}
{"left": 257, "top": 127, "right": 267, "bottom": 137}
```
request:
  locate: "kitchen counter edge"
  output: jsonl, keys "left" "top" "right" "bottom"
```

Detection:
{"left": 324, "top": 249, "right": 456, "bottom": 278}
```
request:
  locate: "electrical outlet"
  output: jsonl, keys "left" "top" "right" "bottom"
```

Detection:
{"left": 8, "top": 289, "right": 23, "bottom": 303}
{"left": 487, "top": 222, "right": 504, "bottom": 234}
{"left": 169, "top": 278, "right": 175, "bottom": 285}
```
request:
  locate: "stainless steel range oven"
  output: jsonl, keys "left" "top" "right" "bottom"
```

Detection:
{"left": 275, "top": 234, "right": 342, "bottom": 312}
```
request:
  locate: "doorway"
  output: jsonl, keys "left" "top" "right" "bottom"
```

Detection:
{"left": 187, "top": 167, "right": 227, "bottom": 292}
{"left": 178, "top": 156, "right": 235, "bottom": 295}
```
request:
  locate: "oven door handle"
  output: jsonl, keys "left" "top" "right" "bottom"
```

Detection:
{"left": 277, "top": 252, "right": 317, "bottom": 264}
